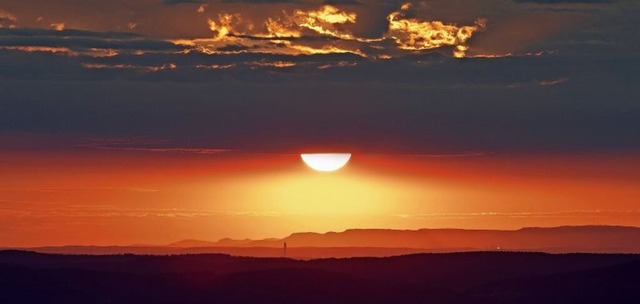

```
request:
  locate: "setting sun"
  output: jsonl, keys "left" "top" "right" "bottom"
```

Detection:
{"left": 301, "top": 153, "right": 352, "bottom": 172}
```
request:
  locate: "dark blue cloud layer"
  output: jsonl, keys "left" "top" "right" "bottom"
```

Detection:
{"left": 1, "top": 49, "right": 638, "bottom": 153}
{"left": 514, "top": 0, "right": 613, "bottom": 3}
{"left": 162, "top": 0, "right": 205, "bottom": 4}
{"left": 0, "top": 3, "right": 638, "bottom": 154}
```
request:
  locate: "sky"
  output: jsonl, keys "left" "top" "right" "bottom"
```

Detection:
{"left": 0, "top": 0, "right": 639, "bottom": 246}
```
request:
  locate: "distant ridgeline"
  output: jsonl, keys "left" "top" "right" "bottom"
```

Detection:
{"left": 5, "top": 226, "right": 640, "bottom": 258}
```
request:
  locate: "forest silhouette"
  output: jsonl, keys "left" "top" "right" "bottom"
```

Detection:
{"left": 1, "top": 250, "right": 638, "bottom": 303}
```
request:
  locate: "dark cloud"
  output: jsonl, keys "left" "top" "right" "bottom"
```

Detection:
{"left": 214, "top": 44, "right": 257, "bottom": 52}
{"left": 162, "top": 0, "right": 205, "bottom": 4}
{"left": 221, "top": 0, "right": 300, "bottom": 3}
{"left": 0, "top": 36, "right": 179, "bottom": 52}
{"left": 513, "top": 0, "right": 613, "bottom": 3}
{"left": 0, "top": 28, "right": 140, "bottom": 39}
{"left": 1, "top": 40, "right": 638, "bottom": 153}
{"left": 0, "top": 28, "right": 183, "bottom": 53}
{"left": 1, "top": 77, "right": 638, "bottom": 154}
{"left": 322, "top": 0, "right": 362, "bottom": 5}
{"left": 0, "top": 0, "right": 638, "bottom": 154}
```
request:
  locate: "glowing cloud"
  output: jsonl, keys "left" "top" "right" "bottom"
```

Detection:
{"left": 279, "top": 40, "right": 366, "bottom": 57}
{"left": 208, "top": 13, "right": 248, "bottom": 41}
{"left": 293, "top": 5, "right": 356, "bottom": 39}
{"left": 251, "top": 61, "right": 296, "bottom": 68}
{"left": 82, "top": 63, "right": 177, "bottom": 72}
{"left": 263, "top": 17, "right": 301, "bottom": 38}
{"left": 261, "top": 5, "right": 358, "bottom": 40}
{"left": 1, "top": 46, "right": 75, "bottom": 55}
{"left": 387, "top": 3, "right": 485, "bottom": 58}
{"left": 0, "top": 10, "right": 17, "bottom": 28}
{"left": 181, "top": 3, "right": 485, "bottom": 59}
{"left": 301, "top": 5, "right": 356, "bottom": 25}
{"left": 51, "top": 22, "right": 65, "bottom": 31}
{"left": 195, "top": 64, "right": 236, "bottom": 70}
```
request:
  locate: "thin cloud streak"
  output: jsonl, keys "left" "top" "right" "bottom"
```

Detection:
{"left": 3, "top": 207, "right": 639, "bottom": 220}
{"left": 397, "top": 152, "right": 487, "bottom": 158}
{"left": 80, "top": 145, "right": 231, "bottom": 154}
{"left": 76, "top": 137, "right": 232, "bottom": 154}
{"left": 0, "top": 206, "right": 286, "bottom": 219}
{"left": 397, "top": 210, "right": 640, "bottom": 220}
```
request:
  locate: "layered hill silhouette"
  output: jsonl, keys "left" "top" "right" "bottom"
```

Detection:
{"left": 0, "top": 250, "right": 638, "bottom": 303}
{"left": 10, "top": 226, "right": 640, "bottom": 258}
{"left": 171, "top": 225, "right": 639, "bottom": 251}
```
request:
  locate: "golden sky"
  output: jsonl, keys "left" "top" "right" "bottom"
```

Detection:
{"left": 2, "top": 142, "right": 638, "bottom": 246}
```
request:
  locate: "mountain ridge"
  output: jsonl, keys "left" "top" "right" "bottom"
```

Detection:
{"left": 179, "top": 225, "right": 640, "bottom": 248}
{"left": 5, "top": 225, "right": 638, "bottom": 257}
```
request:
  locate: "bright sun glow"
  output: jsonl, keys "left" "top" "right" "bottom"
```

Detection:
{"left": 301, "top": 153, "right": 351, "bottom": 172}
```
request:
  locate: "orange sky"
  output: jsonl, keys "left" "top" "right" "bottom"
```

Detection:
{"left": 1, "top": 148, "right": 638, "bottom": 247}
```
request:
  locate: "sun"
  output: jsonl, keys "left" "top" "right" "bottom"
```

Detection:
{"left": 301, "top": 153, "right": 351, "bottom": 172}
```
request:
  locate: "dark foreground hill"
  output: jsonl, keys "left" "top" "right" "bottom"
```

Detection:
{"left": 0, "top": 251, "right": 638, "bottom": 304}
